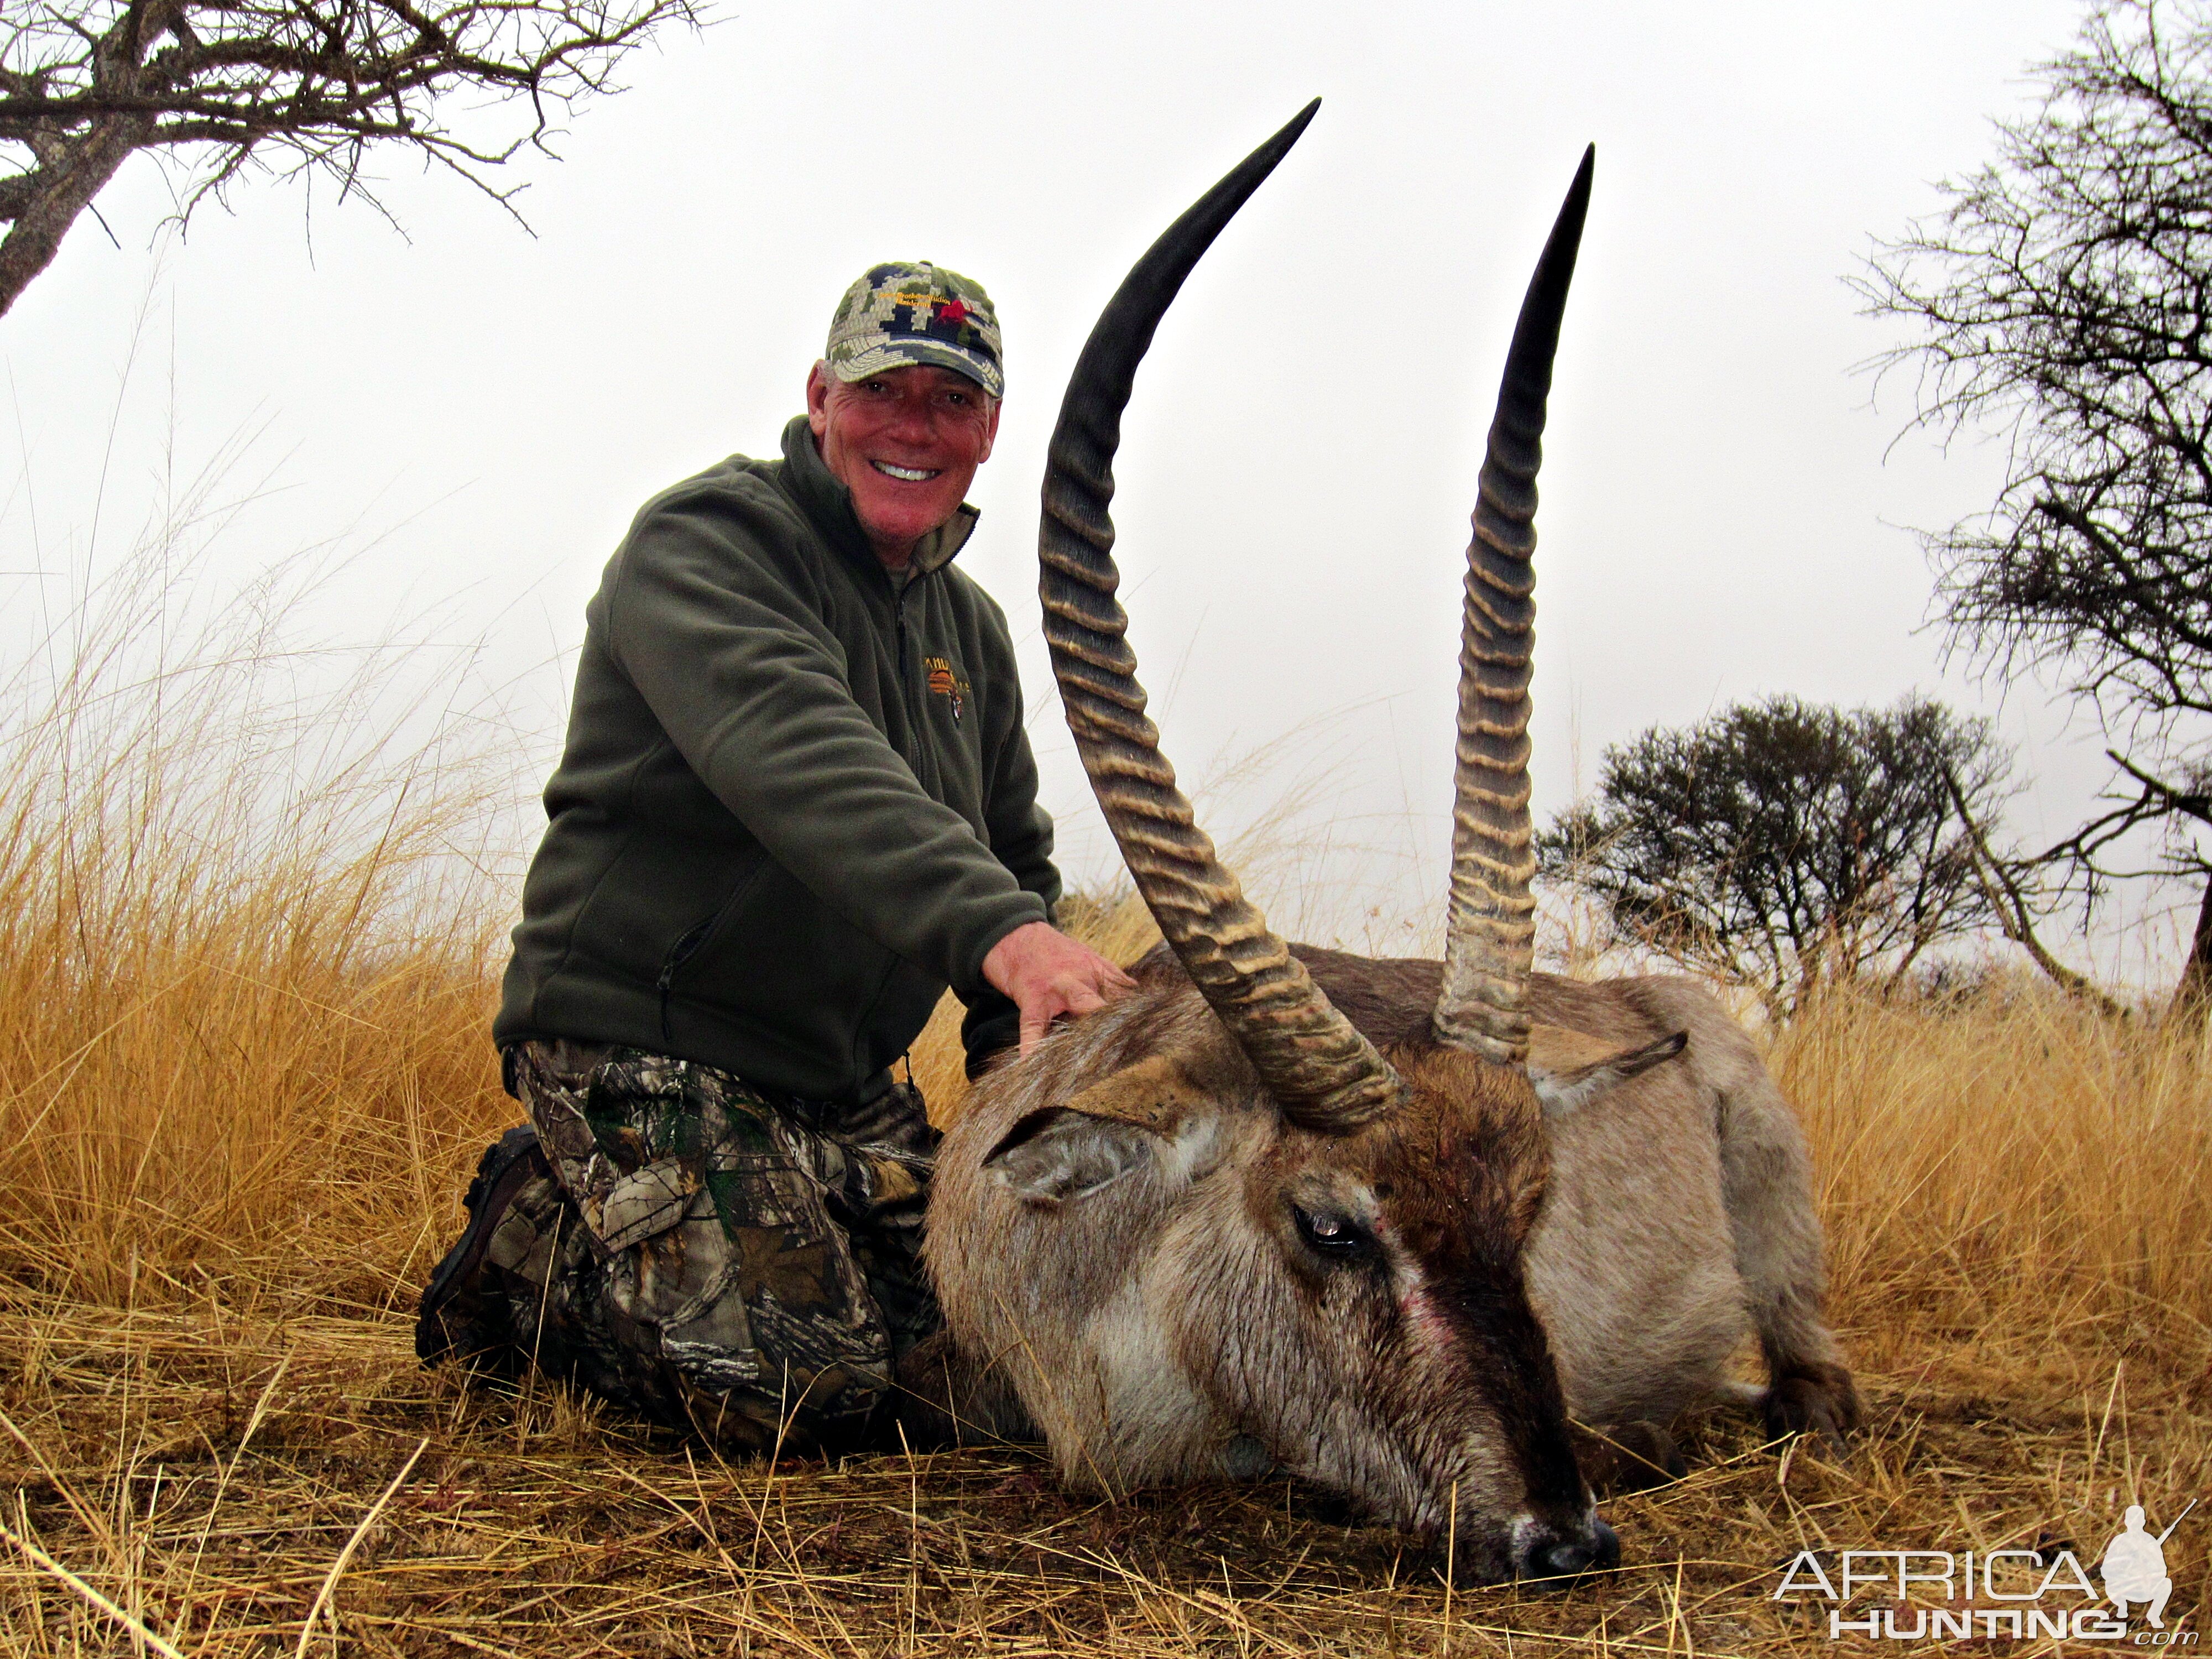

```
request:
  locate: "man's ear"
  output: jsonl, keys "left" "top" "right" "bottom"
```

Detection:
{"left": 805, "top": 360, "right": 833, "bottom": 436}
{"left": 981, "top": 1054, "right": 1211, "bottom": 1208}
{"left": 976, "top": 392, "right": 1002, "bottom": 463}
{"left": 1526, "top": 1028, "right": 1689, "bottom": 1120}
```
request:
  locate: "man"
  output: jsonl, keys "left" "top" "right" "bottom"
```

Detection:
{"left": 415, "top": 262, "right": 1131, "bottom": 1454}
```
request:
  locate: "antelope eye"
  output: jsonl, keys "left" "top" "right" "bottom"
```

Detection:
{"left": 1291, "top": 1202, "right": 1370, "bottom": 1261}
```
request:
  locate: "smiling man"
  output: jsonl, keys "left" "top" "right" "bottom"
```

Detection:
{"left": 415, "top": 262, "right": 1130, "bottom": 1455}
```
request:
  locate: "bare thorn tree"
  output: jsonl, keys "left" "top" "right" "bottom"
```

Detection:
{"left": 0, "top": 0, "right": 699, "bottom": 316}
{"left": 1858, "top": 0, "right": 2212, "bottom": 1016}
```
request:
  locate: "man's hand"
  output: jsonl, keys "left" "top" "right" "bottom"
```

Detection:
{"left": 982, "top": 921, "right": 1136, "bottom": 1055}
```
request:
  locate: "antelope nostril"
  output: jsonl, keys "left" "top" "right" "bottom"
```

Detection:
{"left": 1538, "top": 1538, "right": 1594, "bottom": 1576}
{"left": 1525, "top": 1518, "right": 1618, "bottom": 1582}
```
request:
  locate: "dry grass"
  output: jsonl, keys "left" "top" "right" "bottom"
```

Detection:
{"left": 7, "top": 1279, "right": 2200, "bottom": 1658}
{"left": 0, "top": 524, "right": 517, "bottom": 1317}
{"left": 1, "top": 561, "right": 2206, "bottom": 1653}
{"left": 1778, "top": 983, "right": 2212, "bottom": 1416}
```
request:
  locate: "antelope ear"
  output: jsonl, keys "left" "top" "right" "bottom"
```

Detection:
{"left": 982, "top": 1055, "right": 1212, "bottom": 1208}
{"left": 1526, "top": 1028, "right": 1688, "bottom": 1119}
{"left": 1063, "top": 1052, "right": 1215, "bottom": 1128}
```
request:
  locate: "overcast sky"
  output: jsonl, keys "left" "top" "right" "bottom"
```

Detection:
{"left": 10, "top": 0, "right": 2193, "bottom": 978}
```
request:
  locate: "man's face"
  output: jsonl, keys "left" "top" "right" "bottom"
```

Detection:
{"left": 806, "top": 362, "right": 1001, "bottom": 563}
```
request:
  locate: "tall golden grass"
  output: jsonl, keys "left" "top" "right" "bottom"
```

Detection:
{"left": 1778, "top": 983, "right": 2211, "bottom": 1411}
{"left": 0, "top": 528, "right": 518, "bottom": 1312}
{"left": 0, "top": 535, "right": 2204, "bottom": 1653}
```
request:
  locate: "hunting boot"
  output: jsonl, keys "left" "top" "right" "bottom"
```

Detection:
{"left": 416, "top": 1124, "right": 555, "bottom": 1373}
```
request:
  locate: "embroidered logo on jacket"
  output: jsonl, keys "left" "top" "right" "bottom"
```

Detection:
{"left": 924, "top": 656, "right": 970, "bottom": 723}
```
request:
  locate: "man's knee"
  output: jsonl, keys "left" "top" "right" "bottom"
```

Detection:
{"left": 436, "top": 1042, "right": 940, "bottom": 1454}
{"left": 572, "top": 1052, "right": 909, "bottom": 1439}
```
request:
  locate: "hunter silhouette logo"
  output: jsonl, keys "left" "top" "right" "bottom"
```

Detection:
{"left": 1775, "top": 1499, "right": 2196, "bottom": 1644}
{"left": 924, "top": 656, "right": 967, "bottom": 723}
{"left": 2105, "top": 1502, "right": 2194, "bottom": 1629}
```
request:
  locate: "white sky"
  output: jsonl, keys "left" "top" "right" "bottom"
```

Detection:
{"left": 7, "top": 0, "right": 2194, "bottom": 980}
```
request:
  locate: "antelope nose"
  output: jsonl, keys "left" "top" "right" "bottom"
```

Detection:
{"left": 1526, "top": 1518, "right": 1620, "bottom": 1581}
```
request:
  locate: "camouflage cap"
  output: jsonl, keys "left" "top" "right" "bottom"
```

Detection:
{"left": 826, "top": 262, "right": 1004, "bottom": 398}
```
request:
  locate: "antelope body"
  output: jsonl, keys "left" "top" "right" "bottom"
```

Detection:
{"left": 913, "top": 104, "right": 1859, "bottom": 1583}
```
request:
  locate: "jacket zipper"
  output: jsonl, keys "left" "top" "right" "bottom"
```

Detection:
{"left": 654, "top": 838, "right": 774, "bottom": 1044}
{"left": 893, "top": 578, "right": 936, "bottom": 790}
{"left": 655, "top": 915, "right": 717, "bottom": 1044}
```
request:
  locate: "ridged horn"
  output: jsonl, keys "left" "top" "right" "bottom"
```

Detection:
{"left": 1433, "top": 146, "right": 1594, "bottom": 1065}
{"left": 1039, "top": 100, "right": 1399, "bottom": 1134}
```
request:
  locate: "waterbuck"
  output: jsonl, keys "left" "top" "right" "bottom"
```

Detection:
{"left": 914, "top": 103, "right": 1860, "bottom": 1584}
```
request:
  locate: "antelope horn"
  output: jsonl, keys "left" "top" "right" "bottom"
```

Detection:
{"left": 1434, "top": 147, "right": 1594, "bottom": 1065}
{"left": 1039, "top": 100, "right": 1399, "bottom": 1134}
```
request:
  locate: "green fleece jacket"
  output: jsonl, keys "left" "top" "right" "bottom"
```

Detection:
{"left": 495, "top": 416, "right": 1058, "bottom": 1102}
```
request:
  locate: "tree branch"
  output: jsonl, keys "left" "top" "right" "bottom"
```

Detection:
{"left": 1942, "top": 762, "right": 2128, "bottom": 1015}
{"left": 0, "top": 0, "right": 698, "bottom": 316}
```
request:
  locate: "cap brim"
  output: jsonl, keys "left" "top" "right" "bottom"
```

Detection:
{"left": 830, "top": 339, "right": 1003, "bottom": 398}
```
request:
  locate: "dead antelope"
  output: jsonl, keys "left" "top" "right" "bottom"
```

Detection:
{"left": 912, "top": 102, "right": 1860, "bottom": 1584}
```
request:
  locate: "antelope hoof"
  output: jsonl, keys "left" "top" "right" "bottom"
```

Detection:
{"left": 1573, "top": 1420, "right": 1685, "bottom": 1493}
{"left": 891, "top": 1331, "right": 1033, "bottom": 1451}
{"left": 1764, "top": 1361, "right": 1861, "bottom": 1455}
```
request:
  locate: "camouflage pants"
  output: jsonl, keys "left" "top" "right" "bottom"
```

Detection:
{"left": 484, "top": 1039, "right": 939, "bottom": 1455}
